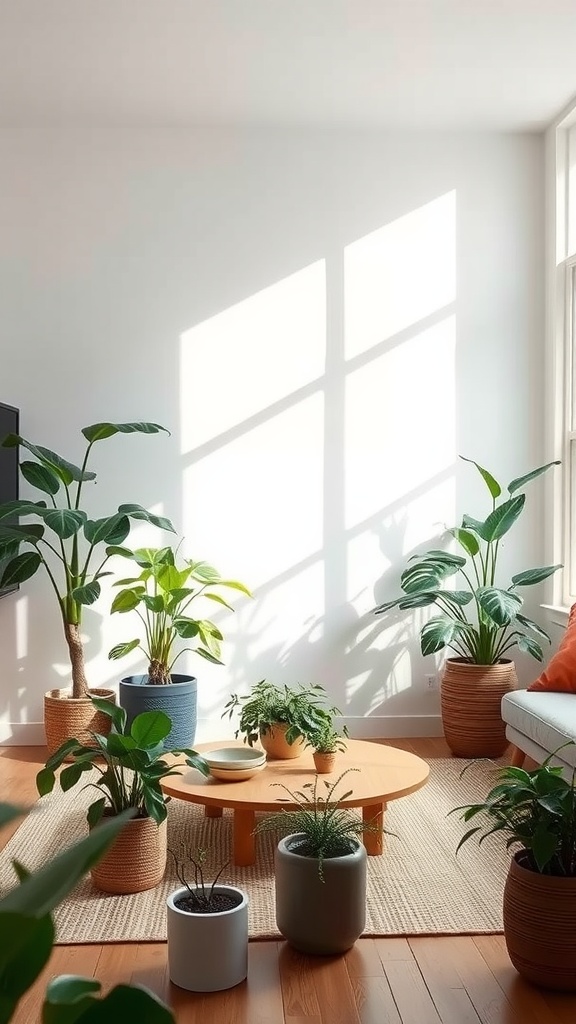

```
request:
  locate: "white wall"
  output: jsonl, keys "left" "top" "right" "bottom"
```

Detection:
{"left": 0, "top": 125, "right": 549, "bottom": 743}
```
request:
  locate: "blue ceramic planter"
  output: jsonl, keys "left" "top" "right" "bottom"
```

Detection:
{"left": 119, "top": 674, "right": 198, "bottom": 750}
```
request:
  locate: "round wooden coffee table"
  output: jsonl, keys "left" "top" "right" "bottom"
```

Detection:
{"left": 162, "top": 739, "right": 429, "bottom": 867}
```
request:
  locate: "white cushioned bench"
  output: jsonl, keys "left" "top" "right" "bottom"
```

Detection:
{"left": 501, "top": 689, "right": 576, "bottom": 772}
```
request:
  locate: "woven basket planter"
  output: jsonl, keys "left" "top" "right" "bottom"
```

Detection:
{"left": 259, "top": 724, "right": 306, "bottom": 760}
{"left": 44, "top": 688, "right": 116, "bottom": 757}
{"left": 504, "top": 852, "right": 576, "bottom": 991}
{"left": 90, "top": 815, "right": 167, "bottom": 894}
{"left": 440, "top": 658, "right": 517, "bottom": 758}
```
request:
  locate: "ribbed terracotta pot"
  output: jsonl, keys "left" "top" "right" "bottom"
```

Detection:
{"left": 44, "top": 687, "right": 116, "bottom": 757}
{"left": 313, "top": 751, "right": 336, "bottom": 773}
{"left": 90, "top": 815, "right": 167, "bottom": 894}
{"left": 259, "top": 724, "right": 306, "bottom": 760}
{"left": 504, "top": 851, "right": 576, "bottom": 991}
{"left": 440, "top": 658, "right": 517, "bottom": 758}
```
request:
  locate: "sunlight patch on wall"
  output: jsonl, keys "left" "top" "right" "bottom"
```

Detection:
{"left": 345, "top": 316, "right": 456, "bottom": 529}
{"left": 15, "top": 594, "right": 28, "bottom": 661}
{"left": 344, "top": 191, "right": 456, "bottom": 360}
{"left": 182, "top": 395, "right": 324, "bottom": 589}
{"left": 179, "top": 260, "right": 326, "bottom": 453}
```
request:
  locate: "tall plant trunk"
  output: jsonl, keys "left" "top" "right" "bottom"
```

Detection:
{"left": 147, "top": 659, "right": 170, "bottom": 685}
{"left": 64, "top": 621, "right": 89, "bottom": 699}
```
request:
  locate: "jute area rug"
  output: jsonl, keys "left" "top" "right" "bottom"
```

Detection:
{"left": 0, "top": 758, "right": 506, "bottom": 944}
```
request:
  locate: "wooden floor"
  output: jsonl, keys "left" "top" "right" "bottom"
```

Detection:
{"left": 2, "top": 738, "right": 576, "bottom": 1024}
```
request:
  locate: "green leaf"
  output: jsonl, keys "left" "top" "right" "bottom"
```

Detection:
{"left": 59, "top": 762, "right": 92, "bottom": 792}
{"left": 0, "top": 803, "right": 26, "bottom": 828}
{"left": 141, "top": 594, "right": 165, "bottom": 613}
{"left": 19, "top": 460, "right": 61, "bottom": 496}
{"left": 105, "top": 733, "right": 137, "bottom": 757}
{"left": 204, "top": 592, "right": 235, "bottom": 611}
{"left": 108, "top": 639, "right": 141, "bottom": 661}
{"left": 40, "top": 509, "right": 87, "bottom": 540}
{"left": 516, "top": 635, "right": 545, "bottom": 661}
{"left": 188, "top": 560, "right": 221, "bottom": 582}
{"left": 42, "top": 975, "right": 101, "bottom": 1024}
{"left": 0, "top": 912, "right": 55, "bottom": 1020}
{"left": 157, "top": 563, "right": 190, "bottom": 592}
{"left": 515, "top": 613, "right": 551, "bottom": 644}
{"left": 70, "top": 581, "right": 101, "bottom": 606}
{"left": 420, "top": 616, "right": 468, "bottom": 656}
{"left": 511, "top": 565, "right": 563, "bottom": 588}
{"left": 90, "top": 698, "right": 126, "bottom": 734}
{"left": 118, "top": 504, "right": 175, "bottom": 533}
{"left": 460, "top": 456, "right": 502, "bottom": 498}
{"left": 482, "top": 495, "right": 525, "bottom": 543}
{"left": 0, "top": 499, "right": 48, "bottom": 521}
{"left": 43, "top": 980, "right": 176, "bottom": 1023}
{"left": 448, "top": 527, "right": 480, "bottom": 557}
{"left": 84, "top": 515, "right": 131, "bottom": 546}
{"left": 172, "top": 617, "right": 200, "bottom": 639}
{"left": 0, "top": 523, "right": 44, "bottom": 547}
{"left": 130, "top": 710, "right": 172, "bottom": 747}
{"left": 211, "top": 579, "right": 252, "bottom": 596}
{"left": 397, "top": 591, "right": 439, "bottom": 609}
{"left": 476, "top": 587, "right": 523, "bottom": 626}
{"left": 0, "top": 550, "right": 41, "bottom": 588}
{"left": 508, "top": 460, "right": 560, "bottom": 495}
{"left": 86, "top": 798, "right": 107, "bottom": 829}
{"left": 111, "top": 589, "right": 142, "bottom": 613}
{"left": 5, "top": 436, "right": 96, "bottom": 485}
{"left": 461, "top": 514, "right": 491, "bottom": 541}
{"left": 81, "top": 421, "right": 170, "bottom": 443}
{"left": 0, "top": 809, "right": 136, "bottom": 916}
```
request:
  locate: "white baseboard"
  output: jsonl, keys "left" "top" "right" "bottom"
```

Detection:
{"left": 0, "top": 722, "right": 46, "bottom": 745}
{"left": 0, "top": 715, "right": 444, "bottom": 747}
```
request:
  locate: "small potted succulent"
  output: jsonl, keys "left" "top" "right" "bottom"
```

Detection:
{"left": 451, "top": 752, "right": 576, "bottom": 990}
{"left": 166, "top": 845, "right": 248, "bottom": 992}
{"left": 108, "top": 544, "right": 251, "bottom": 748}
{"left": 0, "top": 420, "right": 172, "bottom": 753}
{"left": 0, "top": 802, "right": 175, "bottom": 1022}
{"left": 36, "top": 698, "right": 209, "bottom": 894}
{"left": 255, "top": 770, "right": 383, "bottom": 954}
{"left": 222, "top": 680, "right": 343, "bottom": 759}
{"left": 309, "top": 722, "right": 348, "bottom": 773}
{"left": 374, "top": 457, "right": 562, "bottom": 758}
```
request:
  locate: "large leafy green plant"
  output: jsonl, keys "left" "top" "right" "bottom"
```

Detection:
{"left": 36, "top": 699, "right": 209, "bottom": 826}
{"left": 0, "top": 802, "right": 174, "bottom": 1023}
{"left": 223, "top": 680, "right": 342, "bottom": 748}
{"left": 451, "top": 752, "right": 576, "bottom": 876}
{"left": 0, "top": 422, "right": 174, "bottom": 698}
{"left": 107, "top": 544, "right": 251, "bottom": 684}
{"left": 374, "top": 457, "right": 562, "bottom": 665}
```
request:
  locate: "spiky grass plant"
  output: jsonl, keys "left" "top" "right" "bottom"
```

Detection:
{"left": 254, "top": 768, "right": 388, "bottom": 879}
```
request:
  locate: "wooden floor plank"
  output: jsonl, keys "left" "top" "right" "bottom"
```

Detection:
{"left": 374, "top": 938, "right": 415, "bottom": 963}
{"left": 473, "top": 936, "right": 565, "bottom": 1024}
{"left": 310, "top": 956, "right": 361, "bottom": 1024}
{"left": 446, "top": 935, "right": 533, "bottom": 1024}
{"left": 278, "top": 944, "right": 322, "bottom": 1017}
{"left": 383, "top": 959, "right": 442, "bottom": 1024}
{"left": 344, "top": 939, "right": 385, "bottom": 977}
{"left": 352, "top": 976, "right": 402, "bottom": 1024}
{"left": 409, "top": 937, "right": 482, "bottom": 1024}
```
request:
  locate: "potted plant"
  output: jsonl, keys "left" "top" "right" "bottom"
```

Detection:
{"left": 309, "top": 722, "right": 348, "bottom": 773}
{"left": 0, "top": 801, "right": 175, "bottom": 1022}
{"left": 36, "top": 698, "right": 209, "bottom": 894}
{"left": 374, "top": 457, "right": 562, "bottom": 757}
{"left": 0, "top": 420, "right": 173, "bottom": 753}
{"left": 107, "top": 544, "right": 251, "bottom": 748}
{"left": 254, "top": 769, "right": 381, "bottom": 954}
{"left": 451, "top": 753, "right": 576, "bottom": 990}
{"left": 166, "top": 845, "right": 248, "bottom": 992}
{"left": 222, "top": 680, "right": 343, "bottom": 759}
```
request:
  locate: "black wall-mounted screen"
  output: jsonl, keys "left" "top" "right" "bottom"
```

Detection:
{"left": 0, "top": 403, "right": 20, "bottom": 598}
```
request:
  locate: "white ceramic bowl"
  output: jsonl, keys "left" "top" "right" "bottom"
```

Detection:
{"left": 209, "top": 763, "right": 267, "bottom": 782}
{"left": 203, "top": 746, "right": 266, "bottom": 771}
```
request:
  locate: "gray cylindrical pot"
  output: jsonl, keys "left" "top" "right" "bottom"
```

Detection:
{"left": 275, "top": 834, "right": 367, "bottom": 955}
{"left": 166, "top": 885, "right": 249, "bottom": 991}
{"left": 119, "top": 674, "right": 197, "bottom": 750}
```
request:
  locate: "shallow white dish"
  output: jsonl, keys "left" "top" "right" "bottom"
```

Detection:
{"left": 209, "top": 762, "right": 267, "bottom": 782}
{"left": 203, "top": 746, "right": 266, "bottom": 771}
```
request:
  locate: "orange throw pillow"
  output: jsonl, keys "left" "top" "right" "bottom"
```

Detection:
{"left": 528, "top": 603, "right": 576, "bottom": 692}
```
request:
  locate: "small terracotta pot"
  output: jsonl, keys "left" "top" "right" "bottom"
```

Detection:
{"left": 440, "top": 658, "right": 517, "bottom": 758}
{"left": 44, "top": 687, "right": 116, "bottom": 757}
{"left": 90, "top": 816, "right": 167, "bottom": 894}
{"left": 313, "top": 751, "right": 336, "bottom": 773}
{"left": 503, "top": 851, "right": 576, "bottom": 991}
{"left": 259, "top": 724, "right": 306, "bottom": 760}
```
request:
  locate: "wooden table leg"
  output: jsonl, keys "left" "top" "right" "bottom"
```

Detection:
{"left": 363, "top": 802, "right": 386, "bottom": 855}
{"left": 205, "top": 805, "right": 223, "bottom": 818}
{"left": 233, "top": 808, "right": 256, "bottom": 866}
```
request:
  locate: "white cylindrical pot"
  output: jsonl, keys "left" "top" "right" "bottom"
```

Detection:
{"left": 275, "top": 834, "right": 366, "bottom": 954}
{"left": 166, "top": 885, "right": 248, "bottom": 991}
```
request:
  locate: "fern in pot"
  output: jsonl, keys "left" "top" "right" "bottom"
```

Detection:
{"left": 108, "top": 544, "right": 251, "bottom": 749}
{"left": 452, "top": 752, "right": 576, "bottom": 990}
{"left": 374, "top": 457, "right": 562, "bottom": 758}
{"left": 254, "top": 769, "right": 383, "bottom": 954}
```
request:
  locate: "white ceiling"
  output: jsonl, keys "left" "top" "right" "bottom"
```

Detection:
{"left": 1, "top": 0, "right": 576, "bottom": 131}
